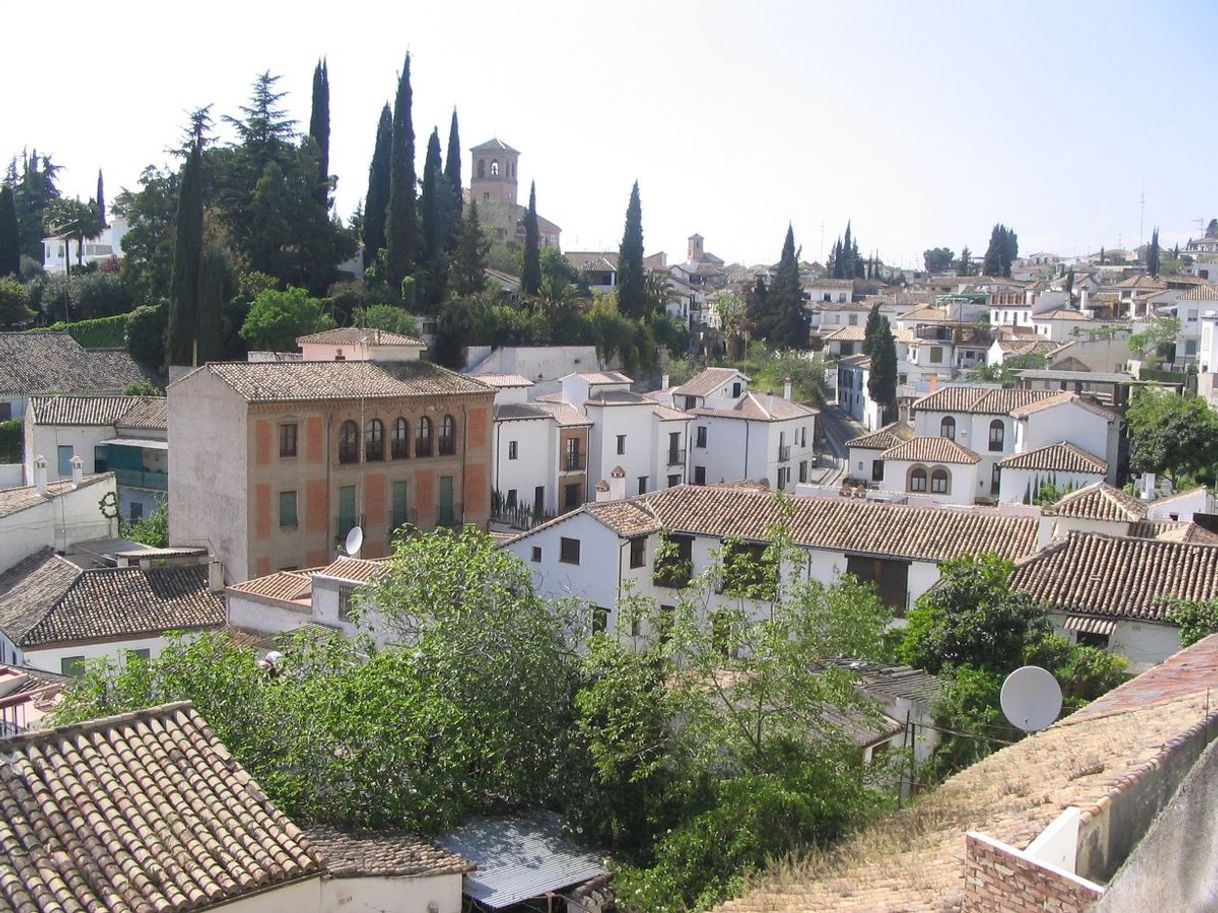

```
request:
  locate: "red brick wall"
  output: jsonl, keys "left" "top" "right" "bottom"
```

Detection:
{"left": 964, "top": 832, "right": 1102, "bottom": 913}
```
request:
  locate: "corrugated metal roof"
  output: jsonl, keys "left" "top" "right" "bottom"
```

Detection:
{"left": 434, "top": 814, "right": 606, "bottom": 909}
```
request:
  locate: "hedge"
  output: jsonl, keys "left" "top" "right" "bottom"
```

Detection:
{"left": 29, "top": 312, "right": 132, "bottom": 349}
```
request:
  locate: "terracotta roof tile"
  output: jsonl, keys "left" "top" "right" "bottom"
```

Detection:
{"left": 27, "top": 394, "right": 166, "bottom": 428}
{"left": 847, "top": 422, "right": 915, "bottom": 451}
{"left": 1010, "top": 531, "right": 1218, "bottom": 622}
{"left": 912, "top": 386, "right": 1065, "bottom": 415}
{"left": 297, "top": 327, "right": 425, "bottom": 347}
{"left": 1176, "top": 283, "right": 1218, "bottom": 301}
{"left": 0, "top": 702, "right": 323, "bottom": 911}
{"left": 1043, "top": 481, "right": 1146, "bottom": 521}
{"left": 672, "top": 367, "right": 750, "bottom": 397}
{"left": 692, "top": 392, "right": 817, "bottom": 422}
{"left": 472, "top": 373, "right": 535, "bottom": 388}
{"left": 0, "top": 333, "right": 151, "bottom": 396}
{"left": 304, "top": 826, "right": 474, "bottom": 877}
{"left": 880, "top": 436, "right": 981, "bottom": 464}
{"left": 227, "top": 570, "right": 314, "bottom": 603}
{"left": 999, "top": 442, "right": 1107, "bottom": 474}
{"left": 190, "top": 360, "right": 494, "bottom": 403}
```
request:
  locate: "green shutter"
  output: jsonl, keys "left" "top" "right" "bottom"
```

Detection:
{"left": 338, "top": 485, "right": 357, "bottom": 537}
{"left": 392, "top": 480, "right": 408, "bottom": 530}
{"left": 279, "top": 491, "right": 298, "bottom": 527}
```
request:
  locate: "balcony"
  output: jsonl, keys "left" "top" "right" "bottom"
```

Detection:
{"left": 391, "top": 439, "right": 410, "bottom": 459}
{"left": 338, "top": 443, "right": 359, "bottom": 464}
{"left": 415, "top": 438, "right": 433, "bottom": 458}
{"left": 438, "top": 436, "right": 456, "bottom": 457}
{"left": 436, "top": 502, "right": 463, "bottom": 528}
{"left": 667, "top": 448, "right": 686, "bottom": 467}
{"left": 779, "top": 444, "right": 791, "bottom": 462}
{"left": 562, "top": 452, "right": 586, "bottom": 472}
{"left": 365, "top": 443, "right": 384, "bottom": 462}
{"left": 112, "top": 468, "right": 168, "bottom": 491}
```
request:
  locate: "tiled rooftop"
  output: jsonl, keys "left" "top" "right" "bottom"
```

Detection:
{"left": 672, "top": 367, "right": 749, "bottom": 398}
{"left": 912, "top": 386, "right": 1068, "bottom": 416}
{"left": 190, "top": 360, "right": 494, "bottom": 402}
{"left": 296, "top": 327, "right": 425, "bottom": 346}
{"left": 27, "top": 394, "right": 167, "bottom": 429}
{"left": 880, "top": 436, "right": 981, "bottom": 465}
{"left": 303, "top": 826, "right": 474, "bottom": 878}
{"left": 717, "top": 635, "right": 1218, "bottom": 913}
{"left": 0, "top": 333, "right": 150, "bottom": 396}
{"left": 692, "top": 392, "right": 817, "bottom": 422}
{"left": 1043, "top": 481, "right": 1147, "bottom": 522}
{"left": 999, "top": 442, "right": 1107, "bottom": 474}
{"left": 847, "top": 422, "right": 916, "bottom": 451}
{"left": 0, "top": 549, "right": 225, "bottom": 647}
{"left": 1010, "top": 531, "right": 1218, "bottom": 623}
{"left": 0, "top": 702, "right": 323, "bottom": 912}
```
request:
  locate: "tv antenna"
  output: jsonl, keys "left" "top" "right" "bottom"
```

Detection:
{"left": 342, "top": 526, "right": 364, "bottom": 558}
{"left": 1000, "top": 665, "right": 1063, "bottom": 733}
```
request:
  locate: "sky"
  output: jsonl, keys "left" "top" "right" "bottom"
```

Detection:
{"left": 4, "top": 0, "right": 1216, "bottom": 270}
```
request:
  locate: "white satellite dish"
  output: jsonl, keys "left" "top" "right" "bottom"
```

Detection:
{"left": 1000, "top": 665, "right": 1063, "bottom": 733}
{"left": 343, "top": 526, "right": 364, "bottom": 558}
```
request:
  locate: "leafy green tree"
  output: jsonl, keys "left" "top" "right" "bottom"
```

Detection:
{"left": 96, "top": 170, "right": 106, "bottom": 230}
{"left": 239, "top": 285, "right": 335, "bottom": 351}
{"left": 0, "top": 185, "right": 20, "bottom": 277}
{"left": 44, "top": 197, "right": 102, "bottom": 272}
{"left": 766, "top": 224, "right": 808, "bottom": 349}
{"left": 1128, "top": 315, "right": 1179, "bottom": 362}
{"left": 1126, "top": 388, "right": 1218, "bottom": 484}
{"left": 416, "top": 128, "right": 448, "bottom": 309}
{"left": 1147, "top": 227, "right": 1160, "bottom": 278}
{"left": 10, "top": 149, "right": 62, "bottom": 262}
{"left": 1167, "top": 598, "right": 1218, "bottom": 647}
{"left": 923, "top": 247, "right": 954, "bottom": 273}
{"left": 451, "top": 200, "right": 488, "bottom": 296}
{"left": 867, "top": 317, "right": 897, "bottom": 420}
{"left": 196, "top": 244, "right": 237, "bottom": 362}
{"left": 362, "top": 104, "right": 392, "bottom": 270}
{"left": 522, "top": 182, "right": 541, "bottom": 296}
{"left": 123, "top": 499, "right": 168, "bottom": 547}
{"left": 125, "top": 303, "right": 168, "bottom": 370}
{"left": 354, "top": 303, "right": 420, "bottom": 336}
{"left": 618, "top": 181, "right": 646, "bottom": 319}
{"left": 123, "top": 378, "right": 164, "bottom": 396}
{"left": 385, "top": 54, "right": 418, "bottom": 299}
{"left": 0, "top": 277, "right": 32, "bottom": 327}
{"left": 166, "top": 132, "right": 205, "bottom": 366}
{"left": 308, "top": 59, "right": 330, "bottom": 208}
{"left": 112, "top": 165, "right": 179, "bottom": 304}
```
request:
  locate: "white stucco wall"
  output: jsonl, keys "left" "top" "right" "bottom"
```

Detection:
{"left": 493, "top": 416, "right": 559, "bottom": 510}
{"left": 321, "top": 872, "right": 463, "bottom": 913}
{"left": 0, "top": 476, "right": 119, "bottom": 573}
{"left": 1015, "top": 403, "right": 1118, "bottom": 485}
{"left": 1052, "top": 614, "right": 1181, "bottom": 673}
{"left": 25, "top": 425, "right": 114, "bottom": 482}
{"left": 22, "top": 633, "right": 177, "bottom": 677}
{"left": 879, "top": 458, "right": 979, "bottom": 506}
{"left": 998, "top": 467, "right": 1105, "bottom": 505}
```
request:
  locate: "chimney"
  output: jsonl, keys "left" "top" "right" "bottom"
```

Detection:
{"left": 609, "top": 465, "right": 627, "bottom": 501}
{"left": 69, "top": 454, "right": 83, "bottom": 487}
{"left": 1080, "top": 288, "right": 1089, "bottom": 311}
{"left": 33, "top": 455, "right": 48, "bottom": 496}
{"left": 928, "top": 374, "right": 939, "bottom": 394}
{"left": 661, "top": 373, "right": 670, "bottom": 390}
{"left": 783, "top": 376, "right": 793, "bottom": 401}
{"left": 208, "top": 558, "right": 225, "bottom": 594}
{"left": 594, "top": 480, "right": 611, "bottom": 502}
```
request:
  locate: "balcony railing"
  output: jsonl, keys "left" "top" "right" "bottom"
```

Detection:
{"left": 338, "top": 443, "right": 359, "bottom": 464}
{"left": 436, "top": 502, "right": 463, "bottom": 528}
{"left": 415, "top": 438, "right": 433, "bottom": 457}
{"left": 438, "top": 436, "right": 456, "bottom": 456}
{"left": 365, "top": 442, "right": 384, "bottom": 462}
{"left": 779, "top": 444, "right": 791, "bottom": 462}
{"left": 667, "top": 447, "right": 686, "bottom": 467}
{"left": 562, "top": 453, "right": 586, "bottom": 472}
{"left": 113, "top": 468, "right": 168, "bottom": 491}
{"left": 391, "top": 439, "right": 410, "bottom": 459}
{"left": 492, "top": 504, "right": 557, "bottom": 531}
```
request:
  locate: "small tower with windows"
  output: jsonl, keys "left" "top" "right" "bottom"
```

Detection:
{"left": 470, "top": 138, "right": 520, "bottom": 207}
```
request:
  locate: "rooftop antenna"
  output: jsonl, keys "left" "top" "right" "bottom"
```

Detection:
{"left": 1000, "top": 665, "right": 1063, "bottom": 733}
{"left": 342, "top": 525, "right": 364, "bottom": 558}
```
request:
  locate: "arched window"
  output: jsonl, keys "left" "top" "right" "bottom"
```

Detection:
{"left": 416, "top": 416, "right": 433, "bottom": 457}
{"left": 490, "top": 160, "right": 500, "bottom": 176}
{"left": 339, "top": 420, "right": 359, "bottom": 464}
{"left": 940, "top": 416, "right": 956, "bottom": 440}
{"left": 477, "top": 159, "right": 485, "bottom": 179}
{"left": 392, "top": 418, "right": 409, "bottom": 459}
{"left": 909, "top": 467, "right": 927, "bottom": 493}
{"left": 988, "top": 419, "right": 1005, "bottom": 452}
{"left": 365, "top": 419, "right": 384, "bottom": 461}
{"left": 930, "top": 468, "right": 950, "bottom": 494}
{"left": 439, "top": 414, "right": 456, "bottom": 455}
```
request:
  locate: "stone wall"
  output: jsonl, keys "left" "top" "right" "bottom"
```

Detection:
{"left": 963, "top": 832, "right": 1102, "bottom": 913}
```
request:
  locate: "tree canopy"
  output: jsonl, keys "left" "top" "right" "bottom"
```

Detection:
{"left": 982, "top": 224, "right": 1018, "bottom": 277}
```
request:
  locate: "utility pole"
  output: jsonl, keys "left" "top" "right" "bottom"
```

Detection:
{"left": 1139, "top": 190, "right": 1146, "bottom": 252}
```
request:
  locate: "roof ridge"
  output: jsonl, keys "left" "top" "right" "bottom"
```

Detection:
{"left": 0, "top": 699, "right": 197, "bottom": 748}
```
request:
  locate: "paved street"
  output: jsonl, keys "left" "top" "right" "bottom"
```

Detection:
{"left": 812, "top": 401, "right": 867, "bottom": 486}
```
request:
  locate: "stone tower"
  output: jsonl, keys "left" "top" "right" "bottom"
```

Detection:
{"left": 470, "top": 138, "right": 520, "bottom": 208}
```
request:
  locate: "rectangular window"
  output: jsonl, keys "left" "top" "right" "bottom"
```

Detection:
{"left": 129, "top": 501, "right": 143, "bottom": 522}
{"left": 592, "top": 606, "right": 609, "bottom": 634}
{"left": 338, "top": 586, "right": 354, "bottom": 621}
{"left": 872, "top": 460, "right": 884, "bottom": 482}
{"left": 61, "top": 656, "right": 86, "bottom": 677}
{"left": 57, "top": 445, "right": 73, "bottom": 477}
{"left": 531, "top": 546, "right": 542, "bottom": 563}
{"left": 560, "top": 536, "right": 581, "bottom": 565}
{"left": 668, "top": 473, "right": 680, "bottom": 487}
{"left": 629, "top": 536, "right": 646, "bottom": 568}
{"left": 637, "top": 476, "right": 648, "bottom": 495}
{"left": 126, "top": 648, "right": 150, "bottom": 663}
{"left": 847, "top": 555, "right": 911, "bottom": 615}
{"left": 338, "top": 485, "right": 357, "bottom": 538}
{"left": 564, "top": 482, "right": 582, "bottom": 509}
{"left": 695, "top": 426, "right": 707, "bottom": 448}
{"left": 506, "top": 489, "right": 518, "bottom": 509}
{"left": 279, "top": 423, "right": 298, "bottom": 458}
{"left": 658, "top": 604, "right": 676, "bottom": 645}
{"left": 722, "top": 541, "right": 773, "bottom": 599}
{"left": 654, "top": 534, "right": 693, "bottom": 588}
{"left": 279, "top": 490, "right": 298, "bottom": 528}
{"left": 508, "top": 440, "right": 518, "bottom": 460}
{"left": 798, "top": 461, "right": 808, "bottom": 484}
{"left": 930, "top": 346, "right": 943, "bottom": 364}
{"left": 438, "top": 475, "right": 455, "bottom": 526}
{"left": 391, "top": 480, "right": 409, "bottom": 530}
{"left": 694, "top": 466, "right": 706, "bottom": 485}
{"left": 616, "top": 434, "right": 626, "bottom": 455}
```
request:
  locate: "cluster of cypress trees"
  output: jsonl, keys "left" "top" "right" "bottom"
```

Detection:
{"left": 748, "top": 225, "right": 810, "bottom": 349}
{"left": 982, "top": 224, "right": 1019, "bottom": 277}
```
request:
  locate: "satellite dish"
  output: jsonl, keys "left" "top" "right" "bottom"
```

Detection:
{"left": 343, "top": 526, "right": 364, "bottom": 558}
{"left": 1000, "top": 665, "right": 1063, "bottom": 733}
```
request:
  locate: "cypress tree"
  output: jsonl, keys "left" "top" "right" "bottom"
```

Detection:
{"left": 522, "top": 181, "right": 541, "bottom": 296}
{"left": 386, "top": 53, "right": 418, "bottom": 298}
{"left": 363, "top": 104, "right": 392, "bottom": 270}
{"left": 443, "top": 109, "right": 463, "bottom": 254}
{"left": 867, "top": 317, "right": 897, "bottom": 422}
{"left": 617, "top": 181, "right": 646, "bottom": 319}
{"left": 862, "top": 302, "right": 882, "bottom": 355}
{"left": 308, "top": 59, "right": 331, "bottom": 208}
{"left": 746, "top": 274, "right": 770, "bottom": 339}
{"left": 769, "top": 224, "right": 808, "bottom": 349}
{"left": 1147, "top": 227, "right": 1160, "bottom": 278}
{"left": 196, "top": 245, "right": 234, "bottom": 362}
{"left": 0, "top": 186, "right": 19, "bottom": 277}
{"left": 417, "top": 128, "right": 447, "bottom": 308}
{"left": 1065, "top": 266, "right": 1075, "bottom": 296}
{"left": 96, "top": 170, "right": 106, "bottom": 230}
{"left": 983, "top": 224, "right": 1005, "bottom": 276}
{"left": 452, "top": 200, "right": 487, "bottom": 296}
{"left": 166, "top": 137, "right": 205, "bottom": 366}
{"left": 842, "top": 222, "right": 853, "bottom": 278}
{"left": 958, "top": 245, "right": 972, "bottom": 276}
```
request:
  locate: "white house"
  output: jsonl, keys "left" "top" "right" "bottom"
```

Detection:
{"left": 463, "top": 345, "right": 602, "bottom": 398}
{"left": 1171, "top": 284, "right": 1218, "bottom": 366}
{"left": 0, "top": 468, "right": 117, "bottom": 573}
{"left": 41, "top": 217, "right": 129, "bottom": 274}
{"left": 24, "top": 394, "right": 167, "bottom": 522}
{"left": 997, "top": 443, "right": 1108, "bottom": 504}
{"left": 660, "top": 368, "right": 817, "bottom": 491}
{"left": 1031, "top": 308, "right": 1098, "bottom": 342}
{"left": 297, "top": 327, "right": 426, "bottom": 362}
{"left": 804, "top": 278, "right": 855, "bottom": 304}
{"left": 846, "top": 421, "right": 915, "bottom": 486}
{"left": 837, "top": 355, "right": 885, "bottom": 430}
{"left": 0, "top": 547, "right": 225, "bottom": 674}
{"left": 504, "top": 484, "right": 1040, "bottom": 629}
{"left": 872, "top": 436, "right": 981, "bottom": 507}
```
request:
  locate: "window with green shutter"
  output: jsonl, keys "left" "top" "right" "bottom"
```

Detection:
{"left": 279, "top": 491, "right": 298, "bottom": 528}
{"left": 392, "top": 480, "right": 409, "bottom": 531}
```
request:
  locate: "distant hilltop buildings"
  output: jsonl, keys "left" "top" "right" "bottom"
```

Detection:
{"left": 467, "top": 138, "right": 561, "bottom": 250}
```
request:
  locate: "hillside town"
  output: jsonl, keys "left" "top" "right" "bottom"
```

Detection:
{"left": 3, "top": 16, "right": 1218, "bottom": 913}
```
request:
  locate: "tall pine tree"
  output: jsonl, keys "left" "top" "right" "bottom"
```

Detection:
{"left": 958, "top": 245, "right": 972, "bottom": 276}
{"left": 1147, "top": 227, "right": 1160, "bottom": 278}
{"left": 166, "top": 134, "right": 205, "bottom": 366}
{"left": 95, "top": 170, "right": 106, "bottom": 230}
{"left": 443, "top": 109, "right": 463, "bottom": 253}
{"left": 862, "top": 302, "right": 882, "bottom": 355}
{"left": 983, "top": 224, "right": 1019, "bottom": 277}
{"left": 385, "top": 54, "right": 418, "bottom": 299}
{"left": 522, "top": 182, "right": 541, "bottom": 296}
{"left": 417, "top": 128, "right": 448, "bottom": 308}
{"left": 452, "top": 200, "right": 488, "bottom": 296}
{"left": 617, "top": 181, "right": 646, "bottom": 319}
{"left": 308, "top": 59, "right": 330, "bottom": 208}
{"left": 867, "top": 317, "right": 898, "bottom": 422}
{"left": 363, "top": 104, "right": 392, "bottom": 270}
{"left": 768, "top": 224, "right": 808, "bottom": 349}
{"left": 0, "top": 186, "right": 19, "bottom": 277}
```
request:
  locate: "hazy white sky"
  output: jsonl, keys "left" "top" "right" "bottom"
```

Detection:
{"left": 5, "top": 0, "right": 1215, "bottom": 268}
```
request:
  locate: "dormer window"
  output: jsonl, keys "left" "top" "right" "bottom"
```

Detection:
{"left": 732, "top": 381, "right": 742, "bottom": 398}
